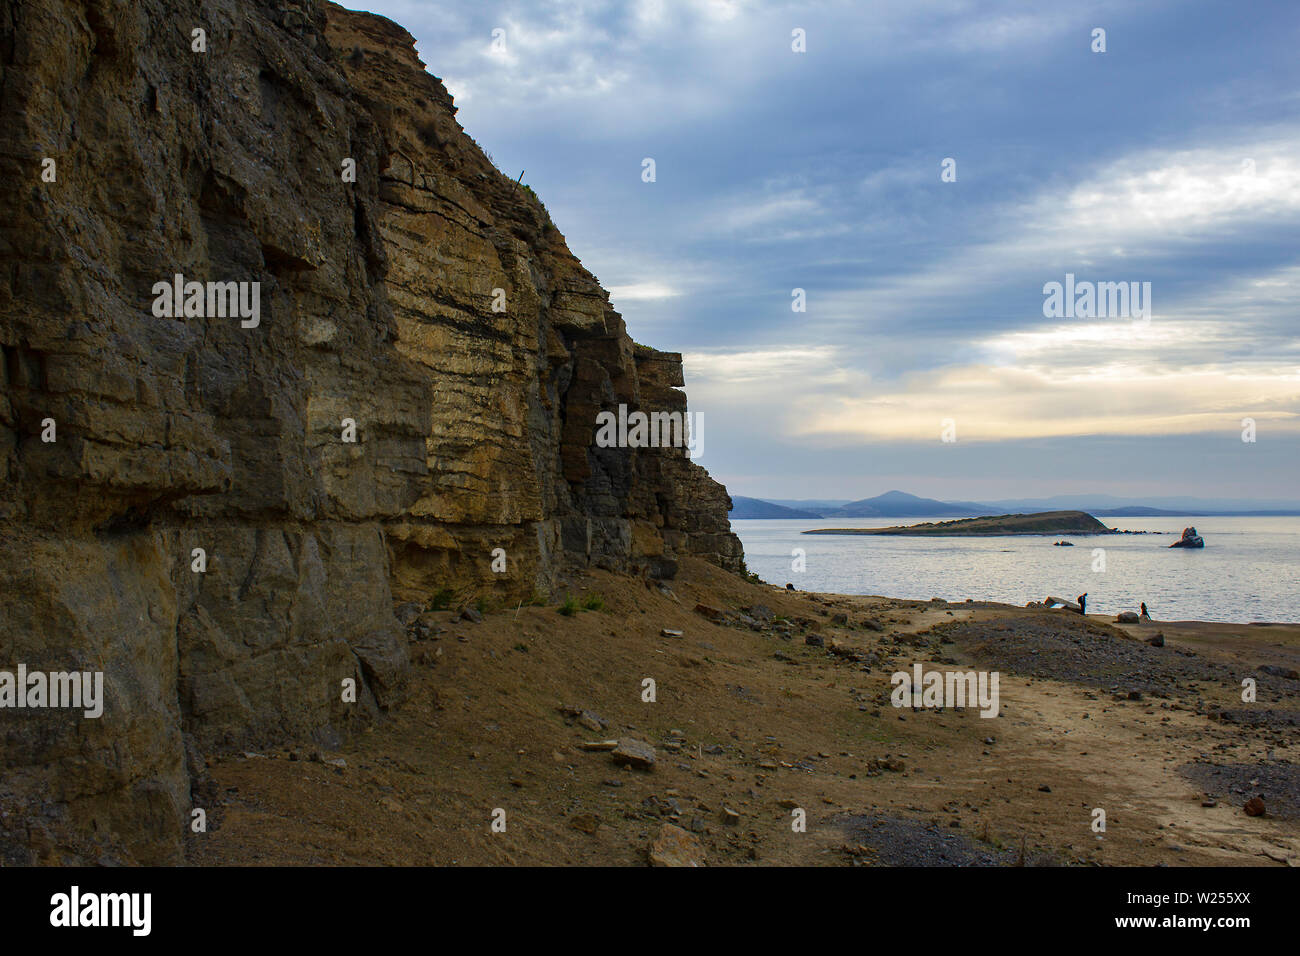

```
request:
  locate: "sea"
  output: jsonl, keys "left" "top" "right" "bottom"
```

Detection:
{"left": 730, "top": 516, "right": 1300, "bottom": 624}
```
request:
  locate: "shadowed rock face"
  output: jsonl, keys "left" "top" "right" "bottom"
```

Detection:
{"left": 0, "top": 0, "right": 740, "bottom": 863}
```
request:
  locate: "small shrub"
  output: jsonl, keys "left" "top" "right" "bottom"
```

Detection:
{"left": 557, "top": 595, "right": 579, "bottom": 617}
{"left": 582, "top": 594, "right": 605, "bottom": 611}
{"left": 430, "top": 588, "right": 454, "bottom": 611}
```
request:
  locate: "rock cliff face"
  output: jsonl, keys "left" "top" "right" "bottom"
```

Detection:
{"left": 0, "top": 0, "right": 742, "bottom": 864}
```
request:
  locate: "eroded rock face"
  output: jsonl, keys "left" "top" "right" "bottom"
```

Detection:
{"left": 0, "top": 0, "right": 740, "bottom": 863}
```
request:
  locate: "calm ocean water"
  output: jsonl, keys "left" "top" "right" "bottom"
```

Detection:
{"left": 731, "top": 516, "right": 1300, "bottom": 624}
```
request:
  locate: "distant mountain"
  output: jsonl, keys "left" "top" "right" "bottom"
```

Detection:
{"left": 765, "top": 498, "right": 852, "bottom": 511}
{"left": 829, "top": 490, "right": 985, "bottom": 518}
{"left": 728, "top": 496, "right": 822, "bottom": 519}
{"left": 1092, "top": 506, "right": 1202, "bottom": 517}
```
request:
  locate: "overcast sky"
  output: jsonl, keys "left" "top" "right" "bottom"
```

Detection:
{"left": 359, "top": 0, "right": 1300, "bottom": 501}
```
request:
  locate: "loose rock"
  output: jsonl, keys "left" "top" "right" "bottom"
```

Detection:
{"left": 611, "top": 739, "right": 656, "bottom": 770}
{"left": 648, "top": 824, "right": 706, "bottom": 867}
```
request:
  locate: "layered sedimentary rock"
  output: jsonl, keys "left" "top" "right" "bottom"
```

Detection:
{"left": 0, "top": 0, "right": 741, "bottom": 864}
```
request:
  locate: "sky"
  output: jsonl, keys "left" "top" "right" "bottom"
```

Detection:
{"left": 358, "top": 0, "right": 1300, "bottom": 502}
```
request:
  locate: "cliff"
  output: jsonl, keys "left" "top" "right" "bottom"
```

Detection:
{"left": 0, "top": 0, "right": 741, "bottom": 864}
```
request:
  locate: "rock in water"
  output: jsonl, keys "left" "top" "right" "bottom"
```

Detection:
{"left": 649, "top": 824, "right": 706, "bottom": 866}
{"left": 1169, "top": 527, "right": 1205, "bottom": 548}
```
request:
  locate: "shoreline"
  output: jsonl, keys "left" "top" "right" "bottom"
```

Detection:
{"left": 790, "top": 590, "right": 1300, "bottom": 629}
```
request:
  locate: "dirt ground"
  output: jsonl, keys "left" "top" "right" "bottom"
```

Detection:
{"left": 187, "top": 558, "right": 1300, "bottom": 866}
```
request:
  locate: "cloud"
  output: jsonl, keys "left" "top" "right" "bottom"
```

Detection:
{"left": 608, "top": 282, "right": 680, "bottom": 301}
{"left": 358, "top": 0, "right": 1300, "bottom": 497}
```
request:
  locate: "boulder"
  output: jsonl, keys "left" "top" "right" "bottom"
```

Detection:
{"left": 1258, "top": 664, "right": 1300, "bottom": 680}
{"left": 611, "top": 738, "right": 656, "bottom": 770}
{"left": 1169, "top": 527, "right": 1205, "bottom": 548}
{"left": 394, "top": 602, "right": 423, "bottom": 626}
{"left": 648, "top": 824, "right": 706, "bottom": 866}
{"left": 1116, "top": 611, "right": 1140, "bottom": 624}
{"left": 1044, "top": 596, "right": 1082, "bottom": 613}
{"left": 693, "top": 603, "right": 726, "bottom": 622}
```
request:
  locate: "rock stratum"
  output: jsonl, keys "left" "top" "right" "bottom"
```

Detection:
{"left": 0, "top": 0, "right": 741, "bottom": 864}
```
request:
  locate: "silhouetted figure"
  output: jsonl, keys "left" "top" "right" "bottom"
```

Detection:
{"left": 1140, "top": 602, "right": 1150, "bottom": 620}
{"left": 1077, "top": 593, "right": 1087, "bottom": 615}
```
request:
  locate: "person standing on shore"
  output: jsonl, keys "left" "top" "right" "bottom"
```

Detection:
{"left": 1140, "top": 602, "right": 1150, "bottom": 620}
{"left": 1077, "top": 593, "right": 1087, "bottom": 615}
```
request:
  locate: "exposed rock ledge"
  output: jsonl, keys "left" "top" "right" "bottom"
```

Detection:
{"left": 0, "top": 0, "right": 741, "bottom": 863}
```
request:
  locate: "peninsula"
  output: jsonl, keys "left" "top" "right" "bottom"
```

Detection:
{"left": 803, "top": 510, "right": 1114, "bottom": 536}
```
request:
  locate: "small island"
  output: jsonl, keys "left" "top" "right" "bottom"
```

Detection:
{"left": 803, "top": 510, "right": 1115, "bottom": 536}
